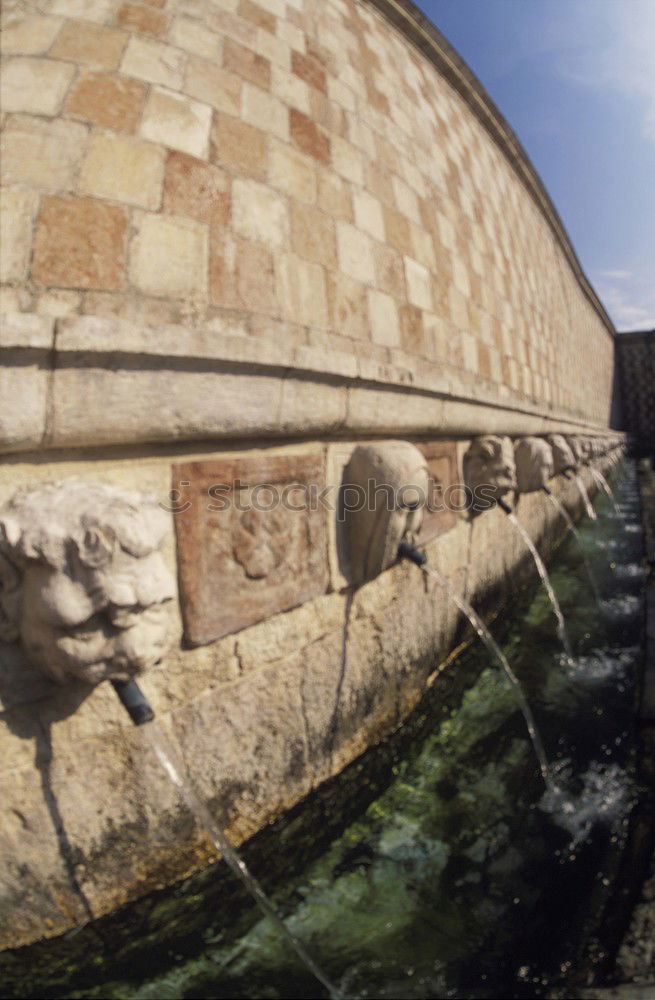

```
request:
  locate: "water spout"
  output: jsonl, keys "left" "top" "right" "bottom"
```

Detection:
{"left": 574, "top": 474, "right": 597, "bottom": 521}
{"left": 504, "top": 511, "right": 574, "bottom": 662}
{"left": 589, "top": 466, "right": 622, "bottom": 517}
{"left": 398, "top": 542, "right": 555, "bottom": 794}
{"left": 544, "top": 491, "right": 601, "bottom": 603}
{"left": 145, "top": 725, "right": 343, "bottom": 1000}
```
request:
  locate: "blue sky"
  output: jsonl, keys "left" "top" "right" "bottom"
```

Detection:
{"left": 414, "top": 0, "right": 655, "bottom": 331}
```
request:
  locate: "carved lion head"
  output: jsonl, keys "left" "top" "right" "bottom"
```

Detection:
{"left": 514, "top": 437, "right": 554, "bottom": 493}
{"left": 463, "top": 435, "right": 517, "bottom": 510}
{"left": 0, "top": 480, "right": 175, "bottom": 686}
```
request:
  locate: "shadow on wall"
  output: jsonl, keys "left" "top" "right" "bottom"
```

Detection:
{"left": 0, "top": 659, "right": 96, "bottom": 926}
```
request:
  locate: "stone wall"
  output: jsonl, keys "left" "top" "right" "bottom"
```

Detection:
{"left": 0, "top": 441, "right": 622, "bottom": 950}
{"left": 0, "top": 0, "right": 624, "bottom": 951}
{"left": 1, "top": 0, "right": 616, "bottom": 456}
{"left": 616, "top": 330, "right": 655, "bottom": 457}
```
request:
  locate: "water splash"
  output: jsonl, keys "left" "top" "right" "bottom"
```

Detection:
{"left": 562, "top": 647, "right": 635, "bottom": 685}
{"left": 613, "top": 563, "right": 648, "bottom": 581}
{"left": 545, "top": 492, "right": 601, "bottom": 603}
{"left": 599, "top": 593, "right": 643, "bottom": 621}
{"left": 541, "top": 761, "right": 632, "bottom": 849}
{"left": 574, "top": 474, "right": 597, "bottom": 520}
{"left": 144, "top": 725, "right": 343, "bottom": 1000}
{"left": 589, "top": 466, "right": 622, "bottom": 517}
{"left": 505, "top": 511, "right": 574, "bottom": 662}
{"left": 421, "top": 564, "right": 556, "bottom": 794}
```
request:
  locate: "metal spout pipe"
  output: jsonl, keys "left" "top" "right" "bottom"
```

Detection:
{"left": 111, "top": 679, "right": 155, "bottom": 726}
{"left": 398, "top": 539, "right": 427, "bottom": 567}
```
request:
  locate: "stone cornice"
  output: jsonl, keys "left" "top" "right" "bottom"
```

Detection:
{"left": 1, "top": 314, "right": 620, "bottom": 455}
{"left": 364, "top": 0, "right": 616, "bottom": 339}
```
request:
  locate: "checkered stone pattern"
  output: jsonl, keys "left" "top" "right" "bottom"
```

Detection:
{"left": 1, "top": 0, "right": 614, "bottom": 425}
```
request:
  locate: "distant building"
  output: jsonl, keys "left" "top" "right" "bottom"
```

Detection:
{"left": 616, "top": 330, "right": 655, "bottom": 456}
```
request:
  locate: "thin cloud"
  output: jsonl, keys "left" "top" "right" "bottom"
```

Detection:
{"left": 552, "top": 0, "right": 655, "bottom": 145}
{"left": 598, "top": 270, "right": 632, "bottom": 281}
{"left": 595, "top": 272, "right": 655, "bottom": 331}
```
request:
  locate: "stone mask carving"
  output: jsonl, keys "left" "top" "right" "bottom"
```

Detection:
{"left": 548, "top": 434, "right": 576, "bottom": 475}
{"left": 0, "top": 480, "right": 175, "bottom": 686}
{"left": 462, "top": 435, "right": 517, "bottom": 511}
{"left": 343, "top": 441, "right": 429, "bottom": 584}
{"left": 567, "top": 437, "right": 586, "bottom": 465}
{"left": 514, "top": 437, "right": 554, "bottom": 493}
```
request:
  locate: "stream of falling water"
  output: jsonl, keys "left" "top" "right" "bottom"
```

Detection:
{"left": 589, "top": 466, "right": 622, "bottom": 516}
{"left": 545, "top": 492, "right": 601, "bottom": 602}
{"left": 143, "top": 725, "right": 343, "bottom": 1000}
{"left": 574, "top": 473, "right": 597, "bottom": 520}
{"left": 421, "top": 565, "right": 555, "bottom": 794}
{"left": 505, "top": 511, "right": 574, "bottom": 662}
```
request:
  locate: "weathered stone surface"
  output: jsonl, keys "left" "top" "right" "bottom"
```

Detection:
{"left": 337, "top": 221, "right": 375, "bottom": 285}
{"left": 128, "top": 212, "right": 208, "bottom": 298}
{"left": 116, "top": 2, "right": 170, "bottom": 37}
{"left": 32, "top": 196, "right": 128, "bottom": 291}
{"left": 368, "top": 288, "right": 401, "bottom": 347}
{"left": 289, "top": 107, "right": 330, "bottom": 164}
{"left": 0, "top": 56, "right": 75, "bottom": 115}
{"left": 548, "top": 433, "right": 576, "bottom": 475}
{"left": 568, "top": 435, "right": 587, "bottom": 464}
{"left": 343, "top": 441, "right": 429, "bottom": 585}
{"left": 415, "top": 439, "right": 460, "bottom": 541}
{"left": 163, "top": 151, "right": 231, "bottom": 227}
{"left": 0, "top": 450, "right": 618, "bottom": 950}
{"left": 79, "top": 131, "right": 166, "bottom": 209}
{"left": 47, "top": 365, "right": 284, "bottom": 447}
{"left": 0, "top": 363, "right": 49, "bottom": 453}
{"left": 210, "top": 111, "right": 267, "bottom": 178}
{"left": 232, "top": 178, "right": 289, "bottom": 248}
{"left": 463, "top": 435, "right": 517, "bottom": 513}
{"left": 0, "top": 480, "right": 175, "bottom": 685}
{"left": 50, "top": 0, "right": 113, "bottom": 21}
{"left": 120, "top": 36, "right": 185, "bottom": 88}
{"left": 49, "top": 19, "right": 127, "bottom": 68}
{"left": 140, "top": 86, "right": 212, "bottom": 159}
{"left": 0, "top": 116, "right": 88, "bottom": 192}
{"left": 171, "top": 17, "right": 223, "bottom": 59}
{"left": 241, "top": 81, "right": 288, "bottom": 140}
{"left": 275, "top": 251, "right": 327, "bottom": 326}
{"left": 514, "top": 436, "right": 554, "bottom": 493}
{"left": 0, "top": 187, "right": 39, "bottom": 283}
{"left": 0, "top": 312, "right": 54, "bottom": 349}
{"left": 185, "top": 55, "right": 241, "bottom": 113}
{"left": 173, "top": 451, "right": 329, "bottom": 645}
{"left": 0, "top": 15, "right": 63, "bottom": 56}
{"left": 0, "top": 316, "right": 54, "bottom": 453}
{"left": 65, "top": 71, "right": 146, "bottom": 132}
{"left": 0, "top": 0, "right": 618, "bottom": 442}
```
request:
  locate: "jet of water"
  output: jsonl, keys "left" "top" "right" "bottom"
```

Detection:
{"left": 505, "top": 511, "right": 574, "bottom": 663}
{"left": 545, "top": 492, "right": 601, "bottom": 604}
{"left": 144, "top": 725, "right": 343, "bottom": 1000}
{"left": 421, "top": 564, "right": 557, "bottom": 795}
{"left": 574, "top": 474, "right": 597, "bottom": 521}
{"left": 588, "top": 466, "right": 622, "bottom": 517}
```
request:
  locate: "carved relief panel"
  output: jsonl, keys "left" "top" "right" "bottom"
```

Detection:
{"left": 414, "top": 440, "right": 460, "bottom": 542}
{"left": 173, "top": 452, "right": 328, "bottom": 646}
